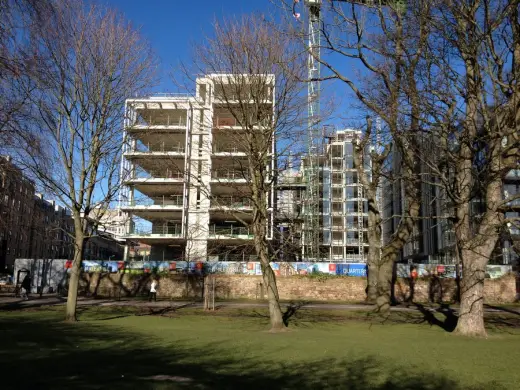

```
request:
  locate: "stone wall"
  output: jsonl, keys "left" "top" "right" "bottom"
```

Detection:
{"left": 394, "top": 276, "right": 517, "bottom": 304}
{"left": 79, "top": 272, "right": 518, "bottom": 304}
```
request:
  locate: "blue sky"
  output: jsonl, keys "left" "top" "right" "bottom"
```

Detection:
{"left": 101, "top": 0, "right": 358, "bottom": 125}
{"left": 85, "top": 0, "right": 364, "bottom": 208}
{"left": 104, "top": 0, "right": 272, "bottom": 93}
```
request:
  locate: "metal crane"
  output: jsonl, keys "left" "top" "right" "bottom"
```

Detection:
{"left": 293, "top": 0, "right": 405, "bottom": 262}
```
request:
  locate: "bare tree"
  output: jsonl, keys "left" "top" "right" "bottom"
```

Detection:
{"left": 0, "top": 0, "right": 55, "bottom": 149}
{"left": 12, "top": 0, "right": 157, "bottom": 321}
{"left": 413, "top": 0, "right": 520, "bottom": 337}
{"left": 181, "top": 15, "right": 306, "bottom": 331}
{"left": 277, "top": 0, "right": 432, "bottom": 315}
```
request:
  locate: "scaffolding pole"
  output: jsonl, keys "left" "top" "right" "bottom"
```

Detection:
{"left": 357, "top": 182, "right": 364, "bottom": 261}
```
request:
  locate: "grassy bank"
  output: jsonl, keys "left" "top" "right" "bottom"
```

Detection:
{"left": 0, "top": 306, "right": 518, "bottom": 389}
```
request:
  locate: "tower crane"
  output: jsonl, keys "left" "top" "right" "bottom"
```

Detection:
{"left": 293, "top": 0, "right": 405, "bottom": 261}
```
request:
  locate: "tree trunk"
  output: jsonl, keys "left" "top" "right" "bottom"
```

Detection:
{"left": 374, "top": 259, "right": 394, "bottom": 316}
{"left": 65, "top": 233, "right": 84, "bottom": 322}
{"left": 366, "top": 257, "right": 379, "bottom": 304}
{"left": 454, "top": 251, "right": 487, "bottom": 337}
{"left": 365, "top": 198, "right": 381, "bottom": 304}
{"left": 251, "top": 190, "right": 284, "bottom": 331}
{"left": 261, "top": 262, "right": 284, "bottom": 331}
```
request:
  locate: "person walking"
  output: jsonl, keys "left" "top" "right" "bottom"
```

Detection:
{"left": 21, "top": 272, "right": 31, "bottom": 301}
{"left": 149, "top": 278, "right": 157, "bottom": 302}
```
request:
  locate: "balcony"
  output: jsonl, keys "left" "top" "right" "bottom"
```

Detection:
{"left": 212, "top": 145, "right": 247, "bottom": 156}
{"left": 210, "top": 196, "right": 252, "bottom": 209}
{"left": 345, "top": 209, "right": 367, "bottom": 216}
{"left": 127, "top": 111, "right": 188, "bottom": 129}
{"left": 127, "top": 142, "right": 185, "bottom": 155}
{"left": 330, "top": 226, "right": 345, "bottom": 232}
{"left": 345, "top": 238, "right": 366, "bottom": 245}
{"left": 211, "top": 169, "right": 249, "bottom": 181}
{"left": 213, "top": 117, "right": 237, "bottom": 127}
{"left": 344, "top": 224, "right": 367, "bottom": 230}
{"left": 278, "top": 176, "right": 303, "bottom": 184}
{"left": 345, "top": 254, "right": 365, "bottom": 262}
{"left": 214, "top": 91, "right": 273, "bottom": 105}
{"left": 208, "top": 254, "right": 259, "bottom": 262}
{"left": 208, "top": 225, "right": 253, "bottom": 239}
{"left": 122, "top": 196, "right": 184, "bottom": 209}
{"left": 212, "top": 116, "right": 271, "bottom": 129}
{"left": 128, "top": 169, "right": 185, "bottom": 181}
{"left": 124, "top": 224, "right": 183, "bottom": 238}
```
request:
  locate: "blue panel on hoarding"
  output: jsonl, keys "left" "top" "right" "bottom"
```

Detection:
{"left": 105, "top": 261, "right": 119, "bottom": 273}
{"left": 336, "top": 264, "right": 349, "bottom": 276}
{"left": 347, "top": 264, "right": 367, "bottom": 277}
{"left": 205, "top": 262, "right": 219, "bottom": 274}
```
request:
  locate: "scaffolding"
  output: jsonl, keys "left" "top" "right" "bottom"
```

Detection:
{"left": 296, "top": 0, "right": 404, "bottom": 262}
{"left": 320, "top": 130, "right": 367, "bottom": 262}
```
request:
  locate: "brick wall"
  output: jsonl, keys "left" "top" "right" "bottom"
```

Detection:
{"left": 79, "top": 273, "right": 518, "bottom": 304}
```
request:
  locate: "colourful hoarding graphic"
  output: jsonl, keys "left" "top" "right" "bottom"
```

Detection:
{"left": 296, "top": 263, "right": 309, "bottom": 275}
{"left": 396, "top": 264, "right": 512, "bottom": 279}
{"left": 255, "top": 263, "right": 262, "bottom": 275}
{"left": 64, "top": 260, "right": 519, "bottom": 280}
{"left": 485, "top": 265, "right": 512, "bottom": 279}
{"left": 82, "top": 260, "right": 118, "bottom": 273}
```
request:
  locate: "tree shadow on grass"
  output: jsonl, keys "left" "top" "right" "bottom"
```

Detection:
{"left": 283, "top": 300, "right": 311, "bottom": 326}
{"left": 481, "top": 313, "right": 520, "bottom": 334}
{"left": 135, "top": 302, "right": 197, "bottom": 318}
{"left": 0, "top": 297, "right": 67, "bottom": 311}
{"left": 387, "top": 304, "right": 520, "bottom": 334}
{"left": 412, "top": 303, "right": 458, "bottom": 332}
{"left": 227, "top": 304, "right": 346, "bottom": 328}
{"left": 0, "top": 312, "right": 506, "bottom": 390}
{"left": 75, "top": 305, "right": 139, "bottom": 321}
{"left": 370, "top": 304, "right": 458, "bottom": 332}
{"left": 484, "top": 304, "right": 520, "bottom": 316}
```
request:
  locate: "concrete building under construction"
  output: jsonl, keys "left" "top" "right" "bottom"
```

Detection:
{"left": 119, "top": 74, "right": 275, "bottom": 262}
{"left": 277, "top": 129, "right": 370, "bottom": 263}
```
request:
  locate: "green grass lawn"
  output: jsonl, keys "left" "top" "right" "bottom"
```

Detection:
{"left": 0, "top": 306, "right": 519, "bottom": 389}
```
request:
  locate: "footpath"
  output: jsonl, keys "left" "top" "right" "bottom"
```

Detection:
{"left": 0, "top": 293, "right": 518, "bottom": 315}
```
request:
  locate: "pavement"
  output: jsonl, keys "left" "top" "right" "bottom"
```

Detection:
{"left": 0, "top": 293, "right": 519, "bottom": 315}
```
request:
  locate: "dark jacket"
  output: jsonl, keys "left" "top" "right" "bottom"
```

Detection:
{"left": 21, "top": 275, "right": 31, "bottom": 290}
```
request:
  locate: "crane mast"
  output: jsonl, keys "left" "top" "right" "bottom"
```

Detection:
{"left": 303, "top": 0, "right": 322, "bottom": 261}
